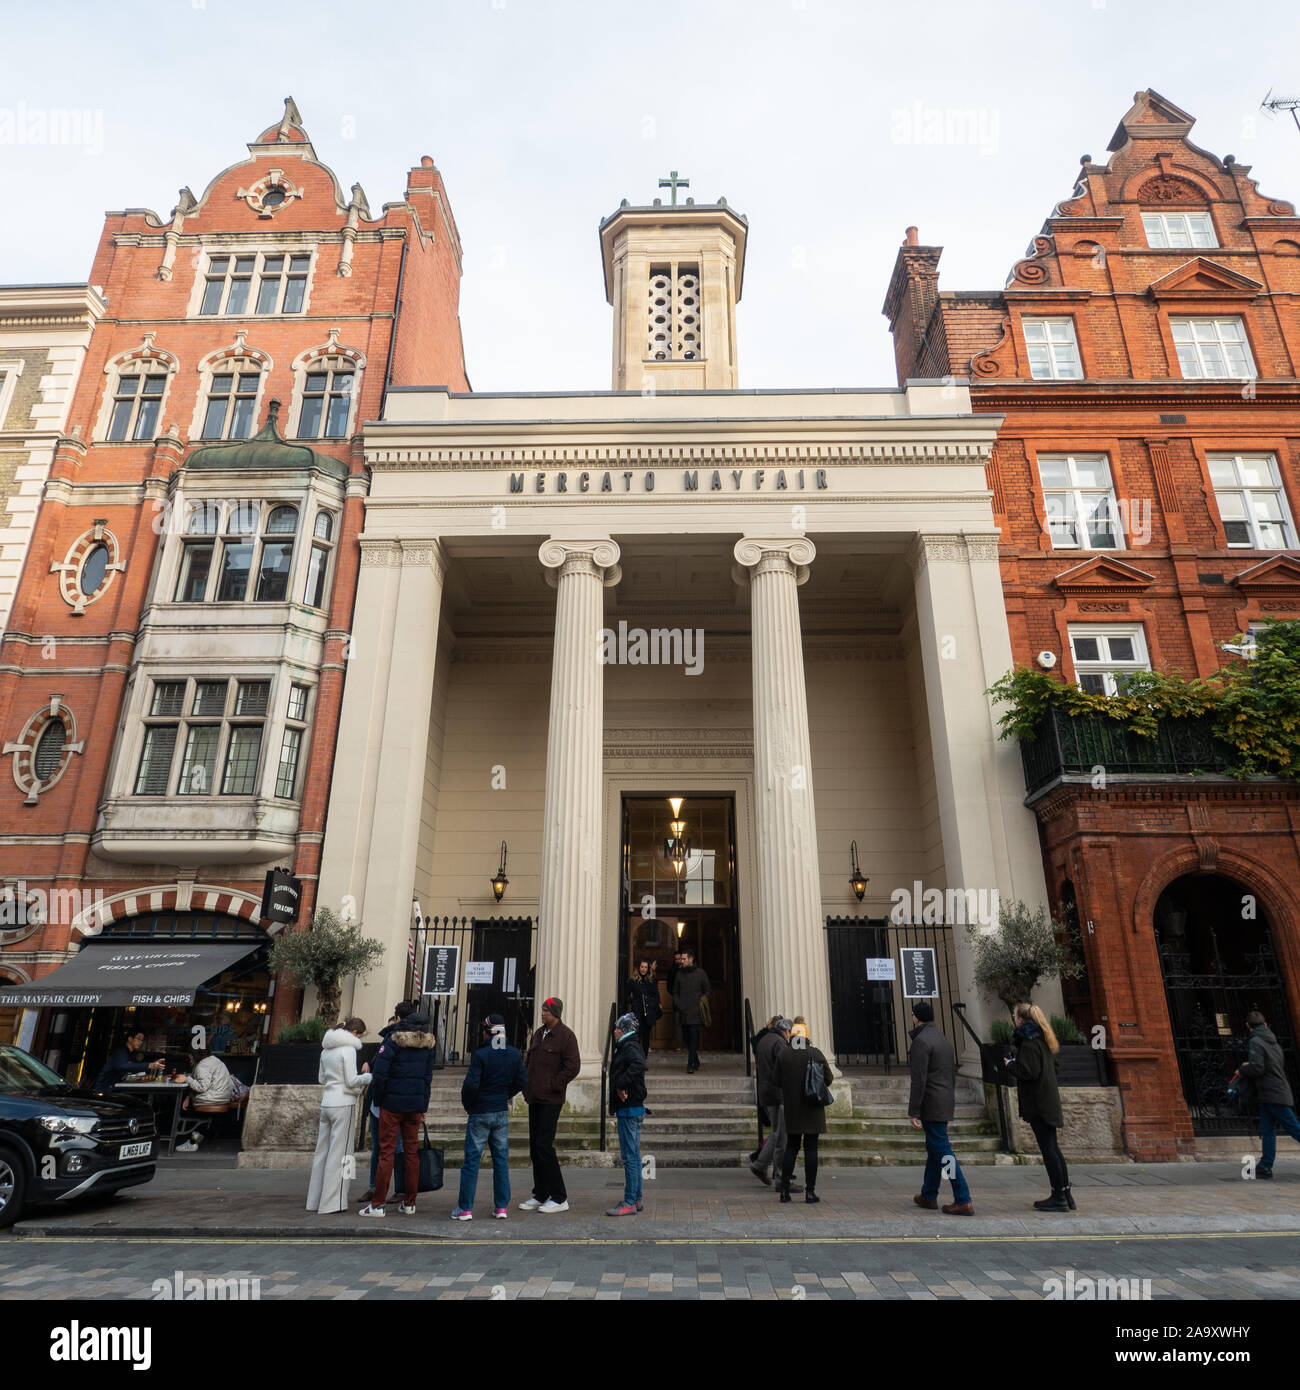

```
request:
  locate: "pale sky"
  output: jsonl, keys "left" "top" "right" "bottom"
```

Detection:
{"left": 2, "top": 0, "right": 1298, "bottom": 392}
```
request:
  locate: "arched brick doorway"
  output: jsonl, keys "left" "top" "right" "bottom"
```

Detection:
{"left": 1155, "top": 872, "right": 1300, "bottom": 1136}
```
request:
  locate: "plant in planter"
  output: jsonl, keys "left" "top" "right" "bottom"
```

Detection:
{"left": 989, "top": 1018, "right": 1015, "bottom": 1047}
{"left": 274, "top": 1017, "right": 327, "bottom": 1045}
{"left": 267, "top": 906, "right": 386, "bottom": 1028}
{"left": 966, "top": 898, "right": 1083, "bottom": 1018}
{"left": 1049, "top": 1014, "right": 1083, "bottom": 1045}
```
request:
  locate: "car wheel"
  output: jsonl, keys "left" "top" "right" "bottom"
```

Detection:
{"left": 0, "top": 1147, "right": 27, "bottom": 1229}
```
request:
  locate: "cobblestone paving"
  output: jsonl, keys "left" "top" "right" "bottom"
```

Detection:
{"left": 4, "top": 1234, "right": 1300, "bottom": 1300}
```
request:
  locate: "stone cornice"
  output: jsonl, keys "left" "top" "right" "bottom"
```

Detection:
{"left": 604, "top": 728, "right": 753, "bottom": 760}
{"left": 367, "top": 441, "right": 996, "bottom": 470}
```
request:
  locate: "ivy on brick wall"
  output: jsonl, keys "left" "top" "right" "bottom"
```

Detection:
{"left": 987, "top": 620, "right": 1300, "bottom": 779}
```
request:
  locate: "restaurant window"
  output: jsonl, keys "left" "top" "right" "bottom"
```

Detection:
{"left": 133, "top": 677, "right": 273, "bottom": 797}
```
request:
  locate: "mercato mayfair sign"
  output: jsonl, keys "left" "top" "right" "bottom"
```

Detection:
{"left": 508, "top": 468, "right": 831, "bottom": 494}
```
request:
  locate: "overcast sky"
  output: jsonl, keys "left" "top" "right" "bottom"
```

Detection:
{"left": 2, "top": 0, "right": 1298, "bottom": 392}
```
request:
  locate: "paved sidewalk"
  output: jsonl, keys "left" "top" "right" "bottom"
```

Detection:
{"left": 11, "top": 1157, "right": 1300, "bottom": 1240}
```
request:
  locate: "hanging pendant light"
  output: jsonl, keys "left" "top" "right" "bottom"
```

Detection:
{"left": 849, "top": 839, "right": 868, "bottom": 902}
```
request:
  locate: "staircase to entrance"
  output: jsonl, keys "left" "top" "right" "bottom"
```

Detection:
{"left": 419, "top": 1054, "right": 1000, "bottom": 1168}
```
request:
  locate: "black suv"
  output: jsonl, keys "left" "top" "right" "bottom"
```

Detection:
{"left": 0, "top": 1043, "right": 156, "bottom": 1228}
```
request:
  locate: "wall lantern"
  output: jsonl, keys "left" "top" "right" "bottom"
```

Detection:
{"left": 849, "top": 840, "right": 868, "bottom": 902}
{"left": 491, "top": 841, "right": 509, "bottom": 903}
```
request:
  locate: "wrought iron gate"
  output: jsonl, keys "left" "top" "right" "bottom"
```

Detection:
{"left": 1158, "top": 928, "right": 1300, "bottom": 1136}
{"left": 825, "top": 916, "right": 962, "bottom": 1067}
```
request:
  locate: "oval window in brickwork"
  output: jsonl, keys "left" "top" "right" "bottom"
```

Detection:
{"left": 80, "top": 543, "right": 109, "bottom": 597}
{"left": 33, "top": 719, "right": 67, "bottom": 783}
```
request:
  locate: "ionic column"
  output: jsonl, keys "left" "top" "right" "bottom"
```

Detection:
{"left": 536, "top": 538, "right": 621, "bottom": 1064}
{"left": 732, "top": 536, "right": 833, "bottom": 1051}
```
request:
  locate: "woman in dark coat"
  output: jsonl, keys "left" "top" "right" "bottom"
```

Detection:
{"left": 1006, "top": 1001, "right": 1075, "bottom": 1212}
{"left": 626, "top": 960, "right": 662, "bottom": 1056}
{"left": 776, "top": 1032, "right": 835, "bottom": 1204}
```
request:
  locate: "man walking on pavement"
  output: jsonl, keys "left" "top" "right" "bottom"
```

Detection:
{"left": 1238, "top": 1010, "right": 1300, "bottom": 1178}
{"left": 607, "top": 1012, "right": 648, "bottom": 1216}
{"left": 520, "top": 996, "right": 581, "bottom": 1213}
{"left": 907, "top": 1000, "right": 973, "bottom": 1215}
{"left": 452, "top": 1013, "right": 528, "bottom": 1220}
{"left": 751, "top": 1016, "right": 799, "bottom": 1191}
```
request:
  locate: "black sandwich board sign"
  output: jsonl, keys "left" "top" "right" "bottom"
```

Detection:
{"left": 424, "top": 944, "right": 460, "bottom": 997}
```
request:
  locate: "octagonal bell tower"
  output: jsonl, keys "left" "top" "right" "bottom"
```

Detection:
{"left": 600, "top": 191, "right": 747, "bottom": 391}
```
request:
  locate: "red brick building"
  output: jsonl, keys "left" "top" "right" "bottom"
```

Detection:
{"left": 0, "top": 99, "right": 468, "bottom": 1078}
{"left": 886, "top": 89, "right": 1300, "bottom": 1159}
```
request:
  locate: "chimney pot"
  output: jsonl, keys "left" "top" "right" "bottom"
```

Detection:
{"left": 905, "top": 226, "right": 919, "bottom": 246}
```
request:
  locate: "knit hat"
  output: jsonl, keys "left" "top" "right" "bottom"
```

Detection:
{"left": 615, "top": 1012, "right": 640, "bottom": 1038}
{"left": 542, "top": 997, "right": 563, "bottom": 1017}
{"left": 483, "top": 1013, "right": 506, "bottom": 1035}
{"left": 911, "top": 1000, "right": 934, "bottom": 1023}
{"left": 775, "top": 1017, "right": 794, "bottom": 1033}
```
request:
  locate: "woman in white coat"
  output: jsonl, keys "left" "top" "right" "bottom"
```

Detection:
{"left": 306, "top": 1018, "right": 372, "bottom": 1214}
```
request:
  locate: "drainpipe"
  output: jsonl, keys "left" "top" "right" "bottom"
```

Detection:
{"left": 379, "top": 234, "right": 409, "bottom": 420}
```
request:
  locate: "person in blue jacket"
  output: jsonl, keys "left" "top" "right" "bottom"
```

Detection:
{"left": 451, "top": 1014, "right": 528, "bottom": 1220}
{"left": 360, "top": 1010, "right": 437, "bottom": 1217}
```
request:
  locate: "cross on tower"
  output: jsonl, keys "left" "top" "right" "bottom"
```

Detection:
{"left": 658, "top": 170, "right": 690, "bottom": 205}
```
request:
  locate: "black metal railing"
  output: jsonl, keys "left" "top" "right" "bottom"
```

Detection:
{"left": 1021, "top": 710, "right": 1235, "bottom": 797}
{"left": 599, "top": 1001, "right": 617, "bottom": 1153}
{"left": 743, "top": 998, "right": 762, "bottom": 1150}
{"left": 825, "top": 916, "right": 964, "bottom": 1067}
{"left": 405, "top": 915, "right": 537, "bottom": 1067}
{"left": 952, "top": 1001, "right": 1010, "bottom": 1151}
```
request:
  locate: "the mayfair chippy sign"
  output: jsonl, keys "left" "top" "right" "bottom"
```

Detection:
{"left": 508, "top": 467, "right": 830, "bottom": 495}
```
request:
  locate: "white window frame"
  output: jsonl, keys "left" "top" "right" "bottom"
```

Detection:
{"left": 1207, "top": 453, "right": 1296, "bottom": 550}
{"left": 295, "top": 359, "right": 357, "bottom": 440}
{"left": 1068, "top": 625, "right": 1151, "bottom": 696}
{"left": 274, "top": 682, "right": 311, "bottom": 799}
{"left": 93, "top": 348, "right": 178, "bottom": 443}
{"left": 1170, "top": 317, "right": 1255, "bottom": 380}
{"left": 1038, "top": 453, "right": 1125, "bottom": 550}
{"left": 196, "top": 249, "right": 313, "bottom": 317}
{"left": 1141, "top": 212, "right": 1216, "bottom": 249}
{"left": 1022, "top": 318, "right": 1083, "bottom": 380}
{"left": 198, "top": 365, "right": 263, "bottom": 441}
{"left": 132, "top": 675, "right": 273, "bottom": 798}
{"left": 172, "top": 500, "right": 302, "bottom": 605}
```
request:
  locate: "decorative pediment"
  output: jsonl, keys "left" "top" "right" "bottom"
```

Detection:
{"left": 1053, "top": 556, "right": 1156, "bottom": 594}
{"left": 1230, "top": 554, "right": 1300, "bottom": 593}
{"left": 1148, "top": 258, "right": 1263, "bottom": 301}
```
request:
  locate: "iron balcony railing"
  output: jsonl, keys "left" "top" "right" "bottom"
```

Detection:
{"left": 1020, "top": 709, "right": 1236, "bottom": 797}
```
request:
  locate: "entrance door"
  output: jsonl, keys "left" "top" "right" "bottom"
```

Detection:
{"left": 464, "top": 917, "right": 536, "bottom": 1053}
{"left": 1156, "top": 873, "right": 1300, "bottom": 1136}
{"left": 620, "top": 794, "right": 741, "bottom": 1050}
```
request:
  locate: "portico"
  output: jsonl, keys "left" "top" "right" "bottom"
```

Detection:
{"left": 316, "top": 197, "right": 1049, "bottom": 1087}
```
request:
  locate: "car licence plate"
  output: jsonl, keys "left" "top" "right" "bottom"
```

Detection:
{"left": 119, "top": 1141, "right": 152, "bottom": 1160}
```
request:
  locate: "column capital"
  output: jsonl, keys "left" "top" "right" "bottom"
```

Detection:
{"left": 539, "top": 537, "right": 622, "bottom": 588}
{"left": 731, "top": 536, "right": 816, "bottom": 586}
{"left": 909, "top": 532, "right": 1000, "bottom": 578}
{"left": 359, "top": 537, "right": 448, "bottom": 584}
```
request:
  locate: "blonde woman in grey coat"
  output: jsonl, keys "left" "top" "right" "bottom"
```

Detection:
{"left": 306, "top": 1018, "right": 371, "bottom": 1214}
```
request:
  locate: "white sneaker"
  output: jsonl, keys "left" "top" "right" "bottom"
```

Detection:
{"left": 175, "top": 1141, "right": 199, "bottom": 1153}
{"left": 357, "top": 1203, "right": 385, "bottom": 1218}
{"left": 538, "top": 1199, "right": 569, "bottom": 1213}
{"left": 518, "top": 1197, "right": 542, "bottom": 1210}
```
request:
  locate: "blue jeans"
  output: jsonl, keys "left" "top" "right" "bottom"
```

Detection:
{"left": 617, "top": 1112, "right": 643, "bottom": 1205}
{"left": 1259, "top": 1102, "right": 1300, "bottom": 1170}
{"left": 458, "top": 1110, "right": 511, "bottom": 1212}
{"left": 368, "top": 1107, "right": 402, "bottom": 1190}
{"left": 921, "top": 1120, "right": 970, "bottom": 1204}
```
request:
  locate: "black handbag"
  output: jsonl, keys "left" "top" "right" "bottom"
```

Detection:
{"left": 417, "top": 1123, "right": 444, "bottom": 1192}
{"left": 803, "top": 1057, "right": 835, "bottom": 1107}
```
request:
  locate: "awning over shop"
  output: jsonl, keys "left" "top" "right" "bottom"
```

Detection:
{"left": 0, "top": 941, "right": 258, "bottom": 1008}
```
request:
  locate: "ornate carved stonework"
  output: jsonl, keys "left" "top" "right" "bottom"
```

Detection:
{"left": 604, "top": 728, "right": 753, "bottom": 761}
{"left": 1011, "top": 235, "right": 1054, "bottom": 285}
{"left": 1137, "top": 176, "right": 1200, "bottom": 205}
{"left": 970, "top": 316, "right": 1012, "bottom": 378}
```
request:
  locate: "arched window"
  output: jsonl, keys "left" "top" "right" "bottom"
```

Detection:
{"left": 34, "top": 719, "right": 66, "bottom": 782}
{"left": 201, "top": 367, "right": 262, "bottom": 439}
{"left": 99, "top": 345, "right": 177, "bottom": 443}
{"left": 296, "top": 356, "right": 356, "bottom": 439}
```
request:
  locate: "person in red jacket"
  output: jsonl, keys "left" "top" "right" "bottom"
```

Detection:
{"left": 519, "top": 997, "right": 581, "bottom": 1213}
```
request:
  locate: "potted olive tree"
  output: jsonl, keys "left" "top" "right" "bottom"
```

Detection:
{"left": 259, "top": 908, "right": 386, "bottom": 1083}
{"left": 966, "top": 900, "right": 1104, "bottom": 1085}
